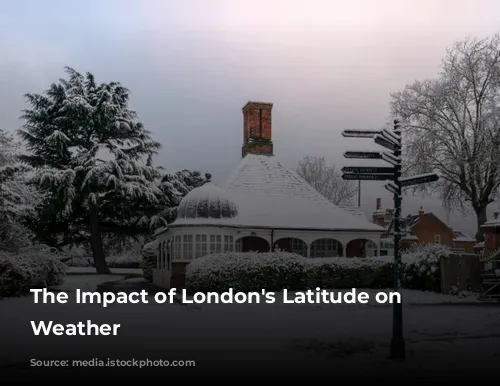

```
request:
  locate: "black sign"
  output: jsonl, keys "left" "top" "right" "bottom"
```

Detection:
{"left": 343, "top": 151, "right": 382, "bottom": 159}
{"left": 374, "top": 135, "right": 396, "bottom": 152}
{"left": 400, "top": 173, "right": 439, "bottom": 187}
{"left": 381, "top": 129, "right": 400, "bottom": 144}
{"left": 342, "top": 166, "right": 395, "bottom": 174}
{"left": 381, "top": 152, "right": 399, "bottom": 166}
{"left": 384, "top": 183, "right": 397, "bottom": 194}
{"left": 342, "top": 173, "right": 394, "bottom": 181}
{"left": 342, "top": 130, "right": 382, "bottom": 138}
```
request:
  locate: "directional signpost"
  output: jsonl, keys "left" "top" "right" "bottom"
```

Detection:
{"left": 341, "top": 166, "right": 394, "bottom": 174}
{"left": 341, "top": 120, "right": 439, "bottom": 361}
{"left": 342, "top": 173, "right": 394, "bottom": 181}
{"left": 343, "top": 151, "right": 382, "bottom": 159}
{"left": 400, "top": 173, "right": 439, "bottom": 188}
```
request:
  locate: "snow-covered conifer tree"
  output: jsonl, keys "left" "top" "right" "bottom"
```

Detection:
{"left": 159, "top": 169, "right": 205, "bottom": 223}
{"left": 19, "top": 67, "right": 167, "bottom": 273}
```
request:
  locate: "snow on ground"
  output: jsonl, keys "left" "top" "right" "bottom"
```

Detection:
{"left": 1, "top": 275, "right": 498, "bottom": 378}
{"left": 66, "top": 267, "right": 143, "bottom": 275}
{"left": 54, "top": 274, "right": 126, "bottom": 291}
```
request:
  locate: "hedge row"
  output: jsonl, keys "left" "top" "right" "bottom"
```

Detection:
{"left": 184, "top": 244, "right": 447, "bottom": 293}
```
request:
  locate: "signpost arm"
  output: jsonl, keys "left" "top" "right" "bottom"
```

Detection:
{"left": 391, "top": 119, "right": 405, "bottom": 359}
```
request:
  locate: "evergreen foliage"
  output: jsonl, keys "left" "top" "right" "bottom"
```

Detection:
{"left": 18, "top": 67, "right": 173, "bottom": 273}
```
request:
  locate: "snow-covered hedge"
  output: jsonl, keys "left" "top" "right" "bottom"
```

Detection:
{"left": 186, "top": 245, "right": 451, "bottom": 293}
{"left": 400, "top": 243, "right": 448, "bottom": 292}
{"left": 185, "top": 252, "right": 393, "bottom": 293}
{"left": 106, "top": 250, "right": 141, "bottom": 268}
{"left": 141, "top": 241, "right": 157, "bottom": 282}
{"left": 0, "top": 245, "right": 67, "bottom": 297}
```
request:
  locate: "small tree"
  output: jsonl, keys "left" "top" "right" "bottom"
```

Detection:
{"left": 391, "top": 34, "right": 500, "bottom": 241}
{"left": 297, "top": 155, "right": 356, "bottom": 205}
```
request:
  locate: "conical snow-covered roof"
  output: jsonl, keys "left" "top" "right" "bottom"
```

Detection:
{"left": 172, "top": 154, "right": 383, "bottom": 232}
{"left": 176, "top": 174, "right": 239, "bottom": 220}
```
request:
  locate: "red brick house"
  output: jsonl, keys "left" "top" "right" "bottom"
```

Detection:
{"left": 374, "top": 200, "right": 475, "bottom": 252}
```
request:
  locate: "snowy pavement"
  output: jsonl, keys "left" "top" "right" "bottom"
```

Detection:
{"left": 1, "top": 275, "right": 499, "bottom": 379}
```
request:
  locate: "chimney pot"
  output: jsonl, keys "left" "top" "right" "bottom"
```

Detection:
{"left": 376, "top": 198, "right": 381, "bottom": 210}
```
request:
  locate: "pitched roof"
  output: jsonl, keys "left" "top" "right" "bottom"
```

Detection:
{"left": 452, "top": 230, "right": 475, "bottom": 242}
{"left": 172, "top": 154, "right": 384, "bottom": 232}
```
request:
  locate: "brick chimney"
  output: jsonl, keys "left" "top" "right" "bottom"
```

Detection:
{"left": 372, "top": 198, "right": 384, "bottom": 226}
{"left": 242, "top": 101, "right": 273, "bottom": 158}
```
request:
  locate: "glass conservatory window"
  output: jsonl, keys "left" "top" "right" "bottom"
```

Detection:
{"left": 174, "top": 235, "right": 182, "bottom": 260}
{"left": 291, "top": 238, "right": 307, "bottom": 256}
{"left": 310, "top": 239, "right": 341, "bottom": 258}
{"left": 209, "top": 235, "right": 222, "bottom": 253}
{"left": 224, "top": 235, "right": 234, "bottom": 252}
{"left": 182, "top": 234, "right": 193, "bottom": 260}
{"left": 195, "top": 235, "right": 208, "bottom": 258}
{"left": 216, "top": 235, "right": 222, "bottom": 252}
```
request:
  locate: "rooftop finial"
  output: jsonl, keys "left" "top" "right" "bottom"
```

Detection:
{"left": 205, "top": 172, "right": 212, "bottom": 183}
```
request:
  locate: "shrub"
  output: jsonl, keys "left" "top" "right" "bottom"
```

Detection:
{"left": 0, "top": 244, "right": 67, "bottom": 297}
{"left": 141, "top": 241, "right": 157, "bottom": 282}
{"left": 400, "top": 243, "right": 448, "bottom": 292}
{"left": 185, "top": 252, "right": 393, "bottom": 293}
{"left": 106, "top": 250, "right": 141, "bottom": 268}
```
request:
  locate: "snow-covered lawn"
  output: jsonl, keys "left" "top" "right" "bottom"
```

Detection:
{"left": 66, "top": 267, "right": 143, "bottom": 275}
{"left": 54, "top": 274, "right": 126, "bottom": 291}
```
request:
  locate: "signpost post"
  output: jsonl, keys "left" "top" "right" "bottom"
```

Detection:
{"left": 341, "top": 120, "right": 439, "bottom": 360}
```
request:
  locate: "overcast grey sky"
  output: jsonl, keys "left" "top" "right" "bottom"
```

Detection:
{"left": 1, "top": 0, "right": 500, "bottom": 235}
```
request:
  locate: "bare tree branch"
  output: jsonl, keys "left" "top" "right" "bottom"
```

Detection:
{"left": 296, "top": 155, "right": 357, "bottom": 205}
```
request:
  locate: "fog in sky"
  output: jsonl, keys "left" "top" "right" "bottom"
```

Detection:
{"left": 1, "top": 0, "right": 500, "bottom": 235}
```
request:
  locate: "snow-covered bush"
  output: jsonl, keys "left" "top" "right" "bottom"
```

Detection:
{"left": 400, "top": 243, "right": 449, "bottom": 292}
{"left": 62, "top": 256, "right": 93, "bottom": 267}
{"left": 106, "top": 249, "right": 141, "bottom": 268}
{"left": 185, "top": 252, "right": 393, "bottom": 293}
{"left": 0, "top": 221, "right": 34, "bottom": 252}
{"left": 0, "top": 244, "right": 67, "bottom": 297}
{"left": 141, "top": 241, "right": 157, "bottom": 282}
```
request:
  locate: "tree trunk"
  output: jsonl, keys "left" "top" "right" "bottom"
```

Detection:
{"left": 89, "top": 205, "right": 111, "bottom": 274}
{"left": 474, "top": 205, "right": 488, "bottom": 243}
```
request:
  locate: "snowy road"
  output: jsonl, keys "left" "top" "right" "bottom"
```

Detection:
{"left": 1, "top": 276, "right": 499, "bottom": 379}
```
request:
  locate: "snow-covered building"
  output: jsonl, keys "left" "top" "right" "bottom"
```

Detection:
{"left": 153, "top": 102, "right": 385, "bottom": 288}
